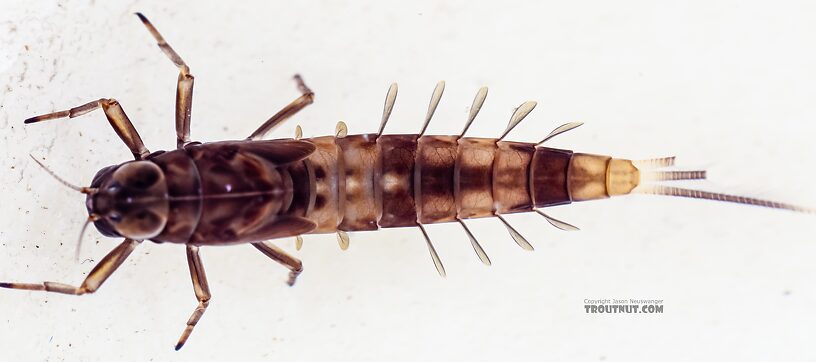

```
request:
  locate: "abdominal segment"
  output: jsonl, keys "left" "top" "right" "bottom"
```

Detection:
{"left": 295, "top": 134, "right": 580, "bottom": 234}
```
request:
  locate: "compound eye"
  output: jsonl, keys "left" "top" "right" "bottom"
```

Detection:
{"left": 112, "top": 161, "right": 164, "bottom": 190}
{"left": 115, "top": 210, "right": 166, "bottom": 240}
{"left": 127, "top": 167, "right": 160, "bottom": 189}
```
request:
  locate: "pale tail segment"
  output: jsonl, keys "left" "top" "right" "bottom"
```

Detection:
{"left": 294, "top": 82, "right": 814, "bottom": 277}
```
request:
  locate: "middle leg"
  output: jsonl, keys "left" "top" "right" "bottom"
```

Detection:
{"left": 175, "top": 245, "right": 211, "bottom": 350}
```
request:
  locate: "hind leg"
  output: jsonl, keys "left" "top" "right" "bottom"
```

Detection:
{"left": 252, "top": 242, "right": 304, "bottom": 286}
{"left": 247, "top": 74, "right": 315, "bottom": 140}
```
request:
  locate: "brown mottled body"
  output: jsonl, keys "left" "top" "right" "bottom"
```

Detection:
{"left": 94, "top": 134, "right": 633, "bottom": 244}
{"left": 91, "top": 131, "right": 634, "bottom": 244}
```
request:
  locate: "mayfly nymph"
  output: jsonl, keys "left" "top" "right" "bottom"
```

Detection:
{"left": 2, "top": 13, "right": 811, "bottom": 350}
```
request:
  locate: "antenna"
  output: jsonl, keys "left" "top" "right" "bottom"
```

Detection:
{"left": 29, "top": 155, "right": 96, "bottom": 194}
{"left": 75, "top": 215, "right": 99, "bottom": 261}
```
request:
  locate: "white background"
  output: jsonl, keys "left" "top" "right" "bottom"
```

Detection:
{"left": 1, "top": 1, "right": 815, "bottom": 361}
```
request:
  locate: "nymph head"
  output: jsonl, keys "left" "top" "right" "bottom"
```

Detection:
{"left": 85, "top": 160, "right": 169, "bottom": 240}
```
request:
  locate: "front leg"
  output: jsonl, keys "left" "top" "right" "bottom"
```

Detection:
{"left": 24, "top": 99, "right": 150, "bottom": 160}
{"left": 136, "top": 13, "right": 195, "bottom": 149}
{"left": 0, "top": 238, "right": 141, "bottom": 294}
